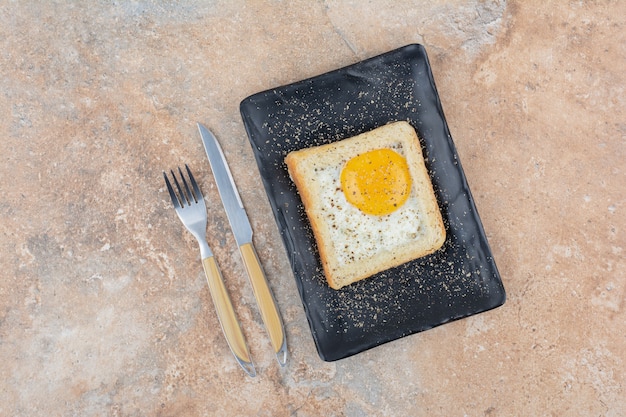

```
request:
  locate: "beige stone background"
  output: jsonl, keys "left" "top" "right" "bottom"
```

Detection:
{"left": 1, "top": 1, "right": 624, "bottom": 416}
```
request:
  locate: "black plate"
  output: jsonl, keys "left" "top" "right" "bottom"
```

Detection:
{"left": 240, "top": 44, "right": 505, "bottom": 362}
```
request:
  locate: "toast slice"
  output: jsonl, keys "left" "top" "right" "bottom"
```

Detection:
{"left": 285, "top": 121, "right": 446, "bottom": 289}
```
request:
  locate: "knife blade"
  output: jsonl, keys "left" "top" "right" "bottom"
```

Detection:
{"left": 197, "top": 122, "right": 287, "bottom": 366}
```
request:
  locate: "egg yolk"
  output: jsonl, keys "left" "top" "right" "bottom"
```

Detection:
{"left": 340, "top": 148, "right": 412, "bottom": 216}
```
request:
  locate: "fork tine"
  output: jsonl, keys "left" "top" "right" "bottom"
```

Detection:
{"left": 171, "top": 169, "right": 189, "bottom": 207}
{"left": 163, "top": 171, "right": 181, "bottom": 209}
{"left": 185, "top": 164, "right": 203, "bottom": 203}
{"left": 178, "top": 166, "right": 196, "bottom": 204}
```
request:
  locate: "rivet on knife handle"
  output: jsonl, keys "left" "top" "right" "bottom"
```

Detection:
{"left": 239, "top": 242, "right": 287, "bottom": 366}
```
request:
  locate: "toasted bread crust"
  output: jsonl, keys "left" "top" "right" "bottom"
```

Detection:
{"left": 285, "top": 121, "right": 446, "bottom": 289}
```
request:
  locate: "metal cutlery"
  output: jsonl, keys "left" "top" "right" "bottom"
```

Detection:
{"left": 197, "top": 123, "right": 288, "bottom": 367}
{"left": 163, "top": 165, "right": 256, "bottom": 377}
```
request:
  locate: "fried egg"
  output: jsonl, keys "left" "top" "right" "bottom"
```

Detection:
{"left": 285, "top": 121, "right": 446, "bottom": 289}
{"left": 340, "top": 148, "right": 412, "bottom": 216}
{"left": 316, "top": 143, "right": 422, "bottom": 266}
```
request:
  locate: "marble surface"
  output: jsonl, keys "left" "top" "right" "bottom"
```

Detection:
{"left": 1, "top": 1, "right": 624, "bottom": 415}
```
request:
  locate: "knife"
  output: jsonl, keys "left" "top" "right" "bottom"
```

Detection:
{"left": 197, "top": 122, "right": 287, "bottom": 366}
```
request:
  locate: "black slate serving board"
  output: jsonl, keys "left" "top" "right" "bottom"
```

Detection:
{"left": 240, "top": 44, "right": 505, "bottom": 361}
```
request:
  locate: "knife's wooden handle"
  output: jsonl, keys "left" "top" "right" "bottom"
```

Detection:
{"left": 202, "top": 256, "right": 256, "bottom": 376}
{"left": 239, "top": 242, "right": 287, "bottom": 365}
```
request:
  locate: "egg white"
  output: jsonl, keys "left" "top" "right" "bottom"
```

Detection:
{"left": 315, "top": 144, "right": 423, "bottom": 266}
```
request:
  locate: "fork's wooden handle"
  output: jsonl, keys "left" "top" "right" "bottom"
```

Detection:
{"left": 202, "top": 256, "right": 256, "bottom": 377}
{"left": 239, "top": 242, "right": 287, "bottom": 366}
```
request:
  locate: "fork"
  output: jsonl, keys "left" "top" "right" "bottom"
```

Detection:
{"left": 164, "top": 165, "right": 255, "bottom": 377}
